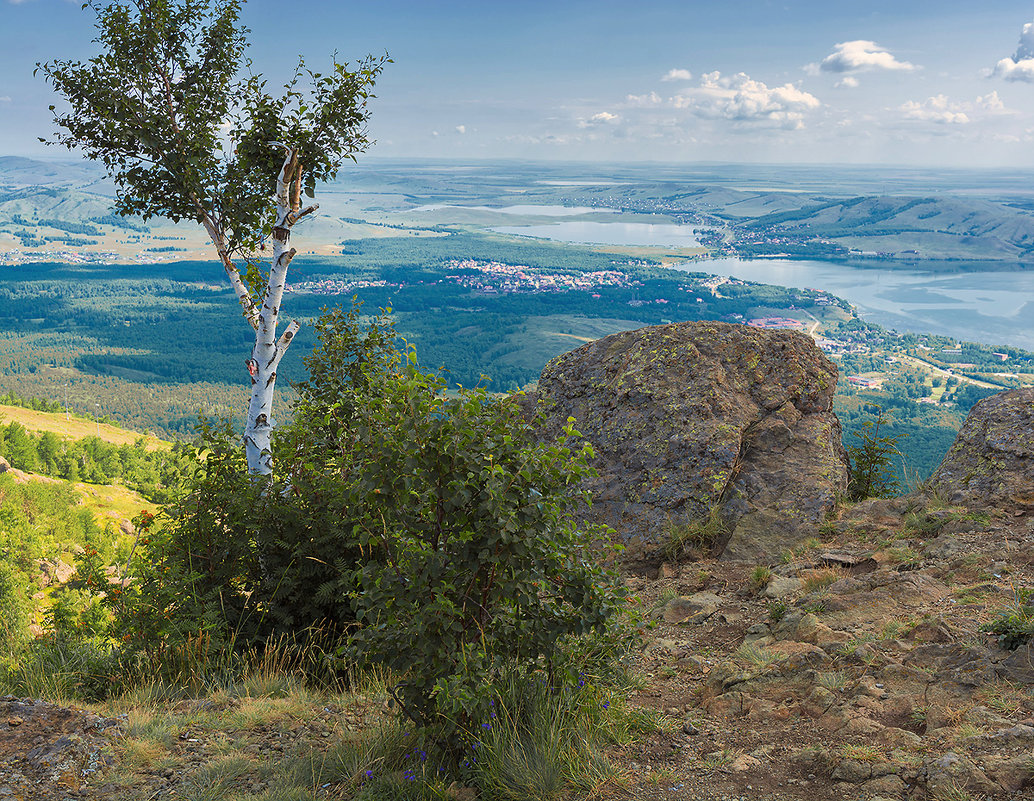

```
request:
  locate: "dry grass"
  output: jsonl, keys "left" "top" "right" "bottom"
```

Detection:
{"left": 800, "top": 567, "right": 845, "bottom": 594}
{"left": 0, "top": 403, "right": 168, "bottom": 450}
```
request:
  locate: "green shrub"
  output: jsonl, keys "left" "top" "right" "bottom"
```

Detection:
{"left": 337, "top": 348, "right": 624, "bottom": 749}
{"left": 847, "top": 407, "right": 903, "bottom": 501}
{"left": 0, "top": 562, "right": 30, "bottom": 657}
{"left": 983, "top": 600, "right": 1034, "bottom": 649}
{"left": 114, "top": 303, "right": 626, "bottom": 753}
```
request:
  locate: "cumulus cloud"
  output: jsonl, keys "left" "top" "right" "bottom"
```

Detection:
{"left": 977, "top": 90, "right": 1005, "bottom": 111}
{"left": 818, "top": 40, "right": 916, "bottom": 74}
{"left": 834, "top": 76, "right": 859, "bottom": 89}
{"left": 898, "top": 91, "right": 1012, "bottom": 126}
{"left": 899, "top": 95, "right": 970, "bottom": 125}
{"left": 626, "top": 91, "right": 662, "bottom": 107}
{"left": 455, "top": 125, "right": 466, "bottom": 134}
{"left": 671, "top": 71, "right": 820, "bottom": 129}
{"left": 990, "top": 21, "right": 1034, "bottom": 82}
{"left": 578, "top": 111, "right": 621, "bottom": 128}
{"left": 661, "top": 68, "right": 692, "bottom": 82}
{"left": 0, "top": 96, "right": 10, "bottom": 103}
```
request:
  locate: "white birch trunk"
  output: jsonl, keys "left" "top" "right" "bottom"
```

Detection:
{"left": 200, "top": 147, "right": 314, "bottom": 479}
{"left": 242, "top": 148, "right": 312, "bottom": 478}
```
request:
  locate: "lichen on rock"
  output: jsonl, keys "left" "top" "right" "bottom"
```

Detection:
{"left": 522, "top": 320, "right": 848, "bottom": 561}
{"left": 931, "top": 386, "right": 1034, "bottom": 509}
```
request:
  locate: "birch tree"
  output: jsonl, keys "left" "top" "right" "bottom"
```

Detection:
{"left": 38, "top": 0, "right": 386, "bottom": 477}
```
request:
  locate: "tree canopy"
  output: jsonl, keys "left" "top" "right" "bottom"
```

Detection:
{"left": 38, "top": 0, "right": 385, "bottom": 260}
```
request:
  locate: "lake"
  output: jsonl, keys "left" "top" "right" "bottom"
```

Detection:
{"left": 674, "top": 258, "right": 1034, "bottom": 351}
{"left": 409, "top": 204, "right": 617, "bottom": 216}
{"left": 491, "top": 220, "right": 706, "bottom": 247}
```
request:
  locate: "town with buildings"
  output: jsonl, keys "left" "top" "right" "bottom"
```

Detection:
{"left": 444, "top": 259, "right": 635, "bottom": 294}
{"left": 0, "top": 248, "right": 171, "bottom": 266}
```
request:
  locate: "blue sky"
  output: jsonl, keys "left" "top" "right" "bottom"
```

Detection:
{"left": 5, "top": 0, "right": 1034, "bottom": 165}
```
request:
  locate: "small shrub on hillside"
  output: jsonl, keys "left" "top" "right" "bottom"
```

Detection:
{"left": 846, "top": 408, "right": 902, "bottom": 501}
{"left": 338, "top": 350, "right": 624, "bottom": 750}
{"left": 0, "top": 562, "right": 30, "bottom": 658}
{"left": 983, "top": 594, "right": 1034, "bottom": 650}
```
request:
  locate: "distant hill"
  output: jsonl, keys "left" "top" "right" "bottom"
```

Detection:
{"left": 0, "top": 156, "right": 106, "bottom": 188}
{"left": 0, "top": 403, "right": 168, "bottom": 451}
{"left": 739, "top": 194, "right": 1034, "bottom": 261}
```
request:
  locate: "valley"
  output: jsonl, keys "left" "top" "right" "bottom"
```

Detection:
{"left": 4, "top": 157, "right": 1034, "bottom": 482}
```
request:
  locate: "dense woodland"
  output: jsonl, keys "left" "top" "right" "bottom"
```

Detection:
{"left": 0, "top": 232, "right": 821, "bottom": 427}
{"left": 0, "top": 420, "right": 192, "bottom": 503}
{"left": 0, "top": 228, "right": 1025, "bottom": 477}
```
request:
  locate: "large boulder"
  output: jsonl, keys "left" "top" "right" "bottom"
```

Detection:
{"left": 930, "top": 387, "right": 1034, "bottom": 508}
{"left": 524, "top": 321, "right": 848, "bottom": 561}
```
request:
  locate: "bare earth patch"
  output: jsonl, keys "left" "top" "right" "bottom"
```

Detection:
{"left": 10, "top": 495, "right": 1034, "bottom": 800}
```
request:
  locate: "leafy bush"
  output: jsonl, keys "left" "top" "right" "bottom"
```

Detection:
{"left": 115, "top": 303, "right": 625, "bottom": 751}
{"left": 340, "top": 359, "right": 622, "bottom": 746}
{"left": 0, "top": 562, "right": 30, "bottom": 658}
{"left": 983, "top": 599, "right": 1034, "bottom": 649}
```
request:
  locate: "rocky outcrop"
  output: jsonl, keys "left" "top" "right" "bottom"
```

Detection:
{"left": 931, "top": 387, "right": 1034, "bottom": 509}
{"left": 0, "top": 696, "right": 119, "bottom": 799}
{"left": 524, "top": 321, "right": 848, "bottom": 561}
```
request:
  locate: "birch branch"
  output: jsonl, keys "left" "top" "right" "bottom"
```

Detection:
{"left": 200, "top": 214, "right": 260, "bottom": 330}
{"left": 272, "top": 320, "right": 301, "bottom": 367}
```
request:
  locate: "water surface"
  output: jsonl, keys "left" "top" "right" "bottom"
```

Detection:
{"left": 675, "top": 258, "right": 1034, "bottom": 350}
{"left": 492, "top": 220, "right": 706, "bottom": 248}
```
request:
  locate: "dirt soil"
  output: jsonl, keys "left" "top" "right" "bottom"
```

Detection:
{"left": 7, "top": 494, "right": 1034, "bottom": 800}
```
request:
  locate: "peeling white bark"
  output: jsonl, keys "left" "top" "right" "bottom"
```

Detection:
{"left": 242, "top": 147, "right": 305, "bottom": 478}
{"left": 198, "top": 147, "right": 307, "bottom": 478}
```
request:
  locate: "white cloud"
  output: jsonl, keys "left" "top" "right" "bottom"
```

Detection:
{"left": 578, "top": 111, "right": 621, "bottom": 129}
{"left": 661, "top": 68, "right": 692, "bottom": 82}
{"left": 834, "top": 76, "right": 859, "bottom": 89}
{"left": 455, "top": 125, "right": 466, "bottom": 134}
{"left": 626, "top": 91, "right": 662, "bottom": 107}
{"left": 671, "top": 71, "right": 821, "bottom": 129}
{"left": 898, "top": 91, "right": 1012, "bottom": 126}
{"left": 977, "top": 90, "right": 1005, "bottom": 112}
{"left": 0, "top": 96, "right": 10, "bottom": 103}
{"left": 899, "top": 95, "right": 970, "bottom": 125}
{"left": 991, "top": 22, "right": 1034, "bottom": 82}
{"left": 819, "top": 40, "right": 916, "bottom": 74}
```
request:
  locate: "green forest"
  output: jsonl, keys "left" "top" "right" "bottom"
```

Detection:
{"left": 0, "top": 231, "right": 831, "bottom": 431}
{"left": 0, "top": 228, "right": 1024, "bottom": 479}
{"left": 0, "top": 420, "right": 192, "bottom": 503}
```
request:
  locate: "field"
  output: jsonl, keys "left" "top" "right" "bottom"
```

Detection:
{"left": 0, "top": 403, "right": 167, "bottom": 450}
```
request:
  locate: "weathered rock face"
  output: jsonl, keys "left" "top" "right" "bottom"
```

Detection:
{"left": 931, "top": 387, "right": 1034, "bottom": 508}
{"left": 526, "top": 321, "right": 848, "bottom": 561}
